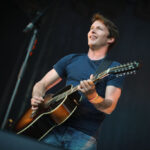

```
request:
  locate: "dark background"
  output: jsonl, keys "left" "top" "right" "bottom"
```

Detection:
{"left": 0, "top": 0, "right": 150, "bottom": 149}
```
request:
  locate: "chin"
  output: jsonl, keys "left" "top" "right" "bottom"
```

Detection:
{"left": 89, "top": 45, "right": 97, "bottom": 51}
{"left": 88, "top": 41, "right": 96, "bottom": 47}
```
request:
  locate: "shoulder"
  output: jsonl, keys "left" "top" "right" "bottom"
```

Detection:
{"left": 106, "top": 60, "right": 125, "bottom": 89}
{"left": 104, "top": 56, "right": 121, "bottom": 68}
{"left": 110, "top": 61, "right": 121, "bottom": 67}
{"left": 60, "top": 53, "right": 86, "bottom": 61}
{"left": 63, "top": 53, "right": 86, "bottom": 58}
{"left": 111, "top": 61, "right": 121, "bottom": 66}
{"left": 54, "top": 53, "right": 86, "bottom": 66}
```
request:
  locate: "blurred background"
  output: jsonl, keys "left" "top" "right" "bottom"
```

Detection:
{"left": 0, "top": 0, "right": 150, "bottom": 149}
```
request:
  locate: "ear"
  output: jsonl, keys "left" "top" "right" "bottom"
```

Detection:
{"left": 107, "top": 37, "right": 115, "bottom": 44}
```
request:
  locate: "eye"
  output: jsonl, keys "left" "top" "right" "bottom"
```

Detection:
{"left": 97, "top": 26, "right": 102, "bottom": 30}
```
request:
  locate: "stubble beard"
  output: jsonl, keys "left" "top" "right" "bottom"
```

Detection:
{"left": 89, "top": 42, "right": 106, "bottom": 51}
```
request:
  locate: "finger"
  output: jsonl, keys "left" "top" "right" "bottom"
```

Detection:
{"left": 32, "top": 99, "right": 43, "bottom": 104}
{"left": 87, "top": 79, "right": 95, "bottom": 88}
{"left": 80, "top": 81, "right": 89, "bottom": 91}
{"left": 83, "top": 80, "right": 91, "bottom": 90}
{"left": 31, "top": 102, "right": 37, "bottom": 107}
{"left": 31, "top": 99, "right": 43, "bottom": 108}
{"left": 82, "top": 80, "right": 95, "bottom": 90}
{"left": 90, "top": 74, "right": 94, "bottom": 80}
{"left": 77, "top": 85, "right": 82, "bottom": 90}
{"left": 78, "top": 83, "right": 86, "bottom": 93}
{"left": 78, "top": 87, "right": 86, "bottom": 93}
{"left": 31, "top": 100, "right": 40, "bottom": 107}
{"left": 32, "top": 96, "right": 44, "bottom": 101}
{"left": 32, "top": 97, "right": 44, "bottom": 104}
{"left": 31, "top": 106, "right": 38, "bottom": 111}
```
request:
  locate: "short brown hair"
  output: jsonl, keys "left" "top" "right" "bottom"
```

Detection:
{"left": 92, "top": 13, "right": 119, "bottom": 49}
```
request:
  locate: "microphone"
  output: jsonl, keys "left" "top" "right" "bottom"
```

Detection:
{"left": 23, "top": 22, "right": 34, "bottom": 33}
{"left": 23, "top": 7, "right": 49, "bottom": 33}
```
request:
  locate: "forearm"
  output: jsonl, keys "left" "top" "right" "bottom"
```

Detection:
{"left": 89, "top": 94, "right": 113, "bottom": 113}
{"left": 32, "top": 81, "right": 47, "bottom": 98}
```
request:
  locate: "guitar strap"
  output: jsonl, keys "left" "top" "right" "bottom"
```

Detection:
{"left": 94, "top": 58, "right": 112, "bottom": 83}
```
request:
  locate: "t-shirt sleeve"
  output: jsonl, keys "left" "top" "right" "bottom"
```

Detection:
{"left": 53, "top": 54, "right": 76, "bottom": 78}
{"left": 106, "top": 61, "right": 125, "bottom": 89}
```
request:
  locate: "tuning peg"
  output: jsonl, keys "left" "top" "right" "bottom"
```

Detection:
{"left": 116, "top": 74, "right": 121, "bottom": 77}
{"left": 116, "top": 69, "right": 120, "bottom": 73}
{"left": 121, "top": 68, "right": 125, "bottom": 71}
{"left": 119, "top": 73, "right": 122, "bottom": 76}
{"left": 133, "top": 70, "right": 136, "bottom": 74}
{"left": 130, "top": 71, "right": 134, "bottom": 74}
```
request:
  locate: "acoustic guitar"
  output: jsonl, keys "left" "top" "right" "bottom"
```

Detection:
{"left": 15, "top": 61, "right": 140, "bottom": 140}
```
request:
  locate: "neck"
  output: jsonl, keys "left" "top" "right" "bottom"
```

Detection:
{"left": 88, "top": 46, "right": 108, "bottom": 60}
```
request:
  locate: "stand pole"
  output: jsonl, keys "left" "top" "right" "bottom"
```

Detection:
{"left": 1, "top": 29, "right": 38, "bottom": 130}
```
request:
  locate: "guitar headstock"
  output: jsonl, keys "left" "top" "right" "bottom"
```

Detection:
{"left": 108, "top": 61, "right": 141, "bottom": 77}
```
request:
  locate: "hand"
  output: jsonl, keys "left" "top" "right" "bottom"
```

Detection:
{"left": 31, "top": 96, "right": 44, "bottom": 111}
{"left": 78, "top": 74, "right": 97, "bottom": 99}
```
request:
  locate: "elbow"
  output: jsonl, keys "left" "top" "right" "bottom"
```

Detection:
{"left": 100, "top": 108, "right": 114, "bottom": 115}
{"left": 103, "top": 110, "right": 113, "bottom": 115}
{"left": 101, "top": 102, "right": 117, "bottom": 115}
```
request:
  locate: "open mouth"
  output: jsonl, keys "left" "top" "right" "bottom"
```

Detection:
{"left": 90, "top": 35, "right": 97, "bottom": 40}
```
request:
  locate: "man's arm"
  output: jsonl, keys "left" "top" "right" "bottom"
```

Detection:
{"left": 78, "top": 74, "right": 122, "bottom": 114}
{"left": 31, "top": 69, "right": 62, "bottom": 111}
{"left": 90, "top": 86, "right": 121, "bottom": 114}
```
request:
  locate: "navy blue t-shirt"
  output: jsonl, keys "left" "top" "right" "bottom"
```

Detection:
{"left": 53, "top": 53, "right": 124, "bottom": 136}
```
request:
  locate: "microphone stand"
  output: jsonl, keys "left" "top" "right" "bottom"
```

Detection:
{"left": 1, "top": 28, "right": 38, "bottom": 130}
{"left": 1, "top": 6, "right": 50, "bottom": 130}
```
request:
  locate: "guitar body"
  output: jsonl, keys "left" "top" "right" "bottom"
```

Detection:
{"left": 15, "top": 85, "right": 81, "bottom": 140}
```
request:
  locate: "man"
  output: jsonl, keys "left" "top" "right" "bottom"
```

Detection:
{"left": 31, "top": 13, "right": 124, "bottom": 150}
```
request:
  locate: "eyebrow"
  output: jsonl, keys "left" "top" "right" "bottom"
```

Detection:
{"left": 90, "top": 25, "right": 103, "bottom": 30}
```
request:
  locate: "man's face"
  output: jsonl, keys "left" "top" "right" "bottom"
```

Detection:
{"left": 88, "top": 20, "right": 110, "bottom": 50}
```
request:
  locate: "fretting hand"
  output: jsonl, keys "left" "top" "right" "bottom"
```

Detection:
{"left": 78, "top": 74, "right": 98, "bottom": 100}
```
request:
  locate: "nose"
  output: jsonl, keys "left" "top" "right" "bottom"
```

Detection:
{"left": 88, "top": 28, "right": 96, "bottom": 37}
{"left": 91, "top": 28, "right": 96, "bottom": 34}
